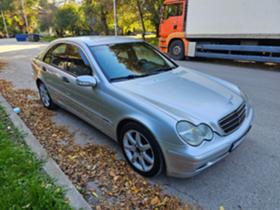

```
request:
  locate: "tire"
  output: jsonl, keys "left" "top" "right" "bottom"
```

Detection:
{"left": 169, "top": 39, "right": 185, "bottom": 60}
{"left": 38, "top": 82, "right": 56, "bottom": 110}
{"left": 120, "top": 122, "right": 164, "bottom": 177}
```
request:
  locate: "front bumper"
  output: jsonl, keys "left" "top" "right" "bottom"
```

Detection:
{"left": 164, "top": 105, "right": 254, "bottom": 178}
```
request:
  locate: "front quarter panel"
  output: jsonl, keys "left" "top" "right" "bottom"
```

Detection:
{"left": 106, "top": 86, "right": 181, "bottom": 145}
{"left": 32, "top": 58, "right": 41, "bottom": 81}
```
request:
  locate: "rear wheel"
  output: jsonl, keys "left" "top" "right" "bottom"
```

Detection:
{"left": 120, "top": 122, "right": 164, "bottom": 177}
{"left": 38, "top": 82, "right": 56, "bottom": 109}
{"left": 169, "top": 39, "right": 185, "bottom": 60}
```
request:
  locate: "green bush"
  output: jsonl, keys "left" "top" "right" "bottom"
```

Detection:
{"left": 0, "top": 106, "right": 72, "bottom": 210}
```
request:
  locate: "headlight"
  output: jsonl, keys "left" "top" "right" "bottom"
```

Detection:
{"left": 176, "top": 121, "right": 213, "bottom": 146}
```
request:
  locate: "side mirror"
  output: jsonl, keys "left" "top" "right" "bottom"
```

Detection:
{"left": 76, "top": 75, "right": 97, "bottom": 87}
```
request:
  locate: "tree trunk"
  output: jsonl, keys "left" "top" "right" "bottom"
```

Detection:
{"left": 1, "top": 10, "right": 9, "bottom": 38}
{"left": 156, "top": 23, "right": 160, "bottom": 37}
{"left": 20, "top": 0, "right": 29, "bottom": 33}
{"left": 136, "top": 0, "right": 146, "bottom": 40}
{"left": 113, "top": 0, "right": 118, "bottom": 36}
{"left": 100, "top": 5, "right": 109, "bottom": 35}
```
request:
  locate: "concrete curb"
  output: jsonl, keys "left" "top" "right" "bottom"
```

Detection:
{"left": 0, "top": 95, "right": 92, "bottom": 210}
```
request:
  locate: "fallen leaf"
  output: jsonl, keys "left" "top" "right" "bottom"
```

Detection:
{"left": 91, "top": 191, "right": 98, "bottom": 198}
{"left": 151, "top": 196, "right": 160, "bottom": 206}
{"left": 109, "top": 170, "right": 116, "bottom": 177}
{"left": 0, "top": 79, "right": 191, "bottom": 210}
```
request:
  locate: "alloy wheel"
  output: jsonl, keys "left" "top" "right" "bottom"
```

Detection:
{"left": 123, "top": 130, "right": 155, "bottom": 172}
{"left": 39, "top": 84, "right": 50, "bottom": 107}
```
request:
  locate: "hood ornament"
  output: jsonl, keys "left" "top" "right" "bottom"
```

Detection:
{"left": 228, "top": 95, "right": 234, "bottom": 105}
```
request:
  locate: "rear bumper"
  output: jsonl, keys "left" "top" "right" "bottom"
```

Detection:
{"left": 164, "top": 105, "right": 254, "bottom": 178}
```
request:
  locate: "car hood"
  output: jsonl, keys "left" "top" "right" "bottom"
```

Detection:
{"left": 114, "top": 67, "right": 244, "bottom": 124}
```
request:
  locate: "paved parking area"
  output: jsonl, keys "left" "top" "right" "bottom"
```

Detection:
{"left": 1, "top": 39, "right": 279, "bottom": 210}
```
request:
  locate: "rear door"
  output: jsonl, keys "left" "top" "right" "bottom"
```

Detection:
{"left": 41, "top": 44, "right": 71, "bottom": 105}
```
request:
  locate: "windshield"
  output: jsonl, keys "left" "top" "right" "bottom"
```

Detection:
{"left": 90, "top": 42, "right": 177, "bottom": 82}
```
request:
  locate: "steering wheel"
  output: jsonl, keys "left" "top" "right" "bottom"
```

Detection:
{"left": 138, "top": 59, "right": 148, "bottom": 66}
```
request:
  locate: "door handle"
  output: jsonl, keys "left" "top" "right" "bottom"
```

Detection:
{"left": 62, "top": 76, "right": 70, "bottom": 83}
{"left": 42, "top": 66, "right": 47, "bottom": 72}
{"left": 173, "top": 24, "right": 177, "bottom": 30}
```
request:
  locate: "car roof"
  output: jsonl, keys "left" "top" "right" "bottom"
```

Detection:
{"left": 55, "top": 36, "right": 143, "bottom": 46}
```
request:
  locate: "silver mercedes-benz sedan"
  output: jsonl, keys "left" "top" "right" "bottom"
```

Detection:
{"left": 32, "top": 36, "right": 253, "bottom": 178}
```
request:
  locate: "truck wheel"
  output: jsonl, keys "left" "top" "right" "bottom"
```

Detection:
{"left": 169, "top": 40, "right": 185, "bottom": 60}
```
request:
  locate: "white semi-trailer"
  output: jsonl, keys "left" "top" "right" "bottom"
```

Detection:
{"left": 159, "top": 0, "right": 280, "bottom": 63}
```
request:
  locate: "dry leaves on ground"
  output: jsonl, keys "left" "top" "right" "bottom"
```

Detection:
{"left": 0, "top": 80, "right": 194, "bottom": 210}
{"left": 0, "top": 60, "right": 6, "bottom": 70}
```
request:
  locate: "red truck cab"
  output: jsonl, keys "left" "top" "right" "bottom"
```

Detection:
{"left": 159, "top": 0, "right": 189, "bottom": 60}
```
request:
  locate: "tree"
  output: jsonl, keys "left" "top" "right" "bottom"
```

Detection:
{"left": 0, "top": 0, "right": 164, "bottom": 38}
{"left": 117, "top": 0, "right": 162, "bottom": 36}
{"left": 20, "top": 0, "right": 29, "bottom": 32}
{"left": 117, "top": 0, "right": 143, "bottom": 35}
{"left": 144, "top": 0, "right": 164, "bottom": 37}
{"left": 99, "top": 2, "right": 110, "bottom": 35}
{"left": 81, "top": 0, "right": 112, "bottom": 35}
{"left": 54, "top": 3, "right": 81, "bottom": 36}
{"left": 13, "top": 0, "right": 39, "bottom": 33}
{"left": 136, "top": 0, "right": 146, "bottom": 39}
{"left": 38, "top": 0, "right": 57, "bottom": 34}
{"left": 0, "top": 0, "right": 14, "bottom": 37}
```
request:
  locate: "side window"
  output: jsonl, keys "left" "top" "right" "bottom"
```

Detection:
{"left": 64, "top": 45, "right": 92, "bottom": 76}
{"left": 164, "top": 4, "right": 183, "bottom": 20}
{"left": 178, "top": 4, "right": 183, "bottom": 16}
{"left": 43, "top": 44, "right": 67, "bottom": 70}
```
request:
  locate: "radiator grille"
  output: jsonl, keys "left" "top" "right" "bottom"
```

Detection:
{"left": 219, "top": 103, "right": 246, "bottom": 134}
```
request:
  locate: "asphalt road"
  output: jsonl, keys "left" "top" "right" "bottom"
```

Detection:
{"left": 1, "top": 39, "right": 279, "bottom": 210}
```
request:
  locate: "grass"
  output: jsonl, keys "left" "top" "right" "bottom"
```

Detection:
{"left": 145, "top": 37, "right": 159, "bottom": 46}
{"left": 0, "top": 105, "right": 72, "bottom": 210}
{"left": 40, "top": 35, "right": 58, "bottom": 42}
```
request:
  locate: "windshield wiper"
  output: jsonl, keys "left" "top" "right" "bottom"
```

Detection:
{"left": 145, "top": 66, "right": 177, "bottom": 76}
{"left": 110, "top": 67, "right": 177, "bottom": 82}
{"left": 154, "top": 66, "right": 176, "bottom": 73}
{"left": 110, "top": 74, "right": 150, "bottom": 82}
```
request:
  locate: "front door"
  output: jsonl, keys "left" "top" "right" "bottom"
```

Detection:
{"left": 62, "top": 44, "right": 112, "bottom": 130}
{"left": 160, "top": 2, "right": 185, "bottom": 37}
{"left": 41, "top": 43, "right": 73, "bottom": 106}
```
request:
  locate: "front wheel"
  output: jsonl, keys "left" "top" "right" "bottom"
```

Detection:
{"left": 120, "top": 122, "right": 164, "bottom": 177}
{"left": 169, "top": 39, "right": 185, "bottom": 60}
